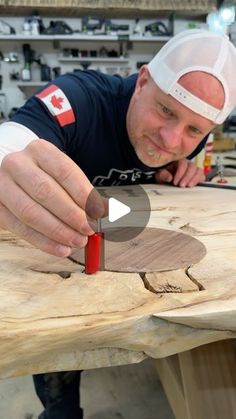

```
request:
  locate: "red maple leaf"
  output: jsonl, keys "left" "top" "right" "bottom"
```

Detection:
{"left": 50, "top": 94, "right": 64, "bottom": 110}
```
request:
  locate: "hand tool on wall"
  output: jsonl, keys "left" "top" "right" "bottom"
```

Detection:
{"left": 105, "top": 19, "right": 129, "bottom": 34}
{"left": 82, "top": 17, "right": 105, "bottom": 35}
{"left": 144, "top": 13, "right": 174, "bottom": 37}
{"left": 42, "top": 21, "right": 73, "bottom": 35}
{"left": 0, "top": 19, "right": 15, "bottom": 35}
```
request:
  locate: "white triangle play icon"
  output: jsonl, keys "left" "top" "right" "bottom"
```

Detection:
{"left": 108, "top": 197, "right": 131, "bottom": 223}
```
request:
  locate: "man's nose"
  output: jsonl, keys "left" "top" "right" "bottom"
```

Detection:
{"left": 159, "top": 122, "right": 183, "bottom": 148}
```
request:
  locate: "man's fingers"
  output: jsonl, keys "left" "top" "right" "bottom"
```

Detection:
{"left": 155, "top": 169, "right": 173, "bottom": 184}
{"left": 155, "top": 160, "right": 206, "bottom": 188}
{"left": 0, "top": 174, "right": 88, "bottom": 249}
{"left": 186, "top": 168, "right": 205, "bottom": 187}
{"left": 172, "top": 160, "right": 189, "bottom": 185}
{"left": 174, "top": 162, "right": 205, "bottom": 187}
{"left": 2, "top": 152, "right": 96, "bottom": 236}
{"left": 0, "top": 140, "right": 105, "bottom": 256}
{"left": 0, "top": 203, "right": 76, "bottom": 257}
{"left": 27, "top": 140, "right": 105, "bottom": 217}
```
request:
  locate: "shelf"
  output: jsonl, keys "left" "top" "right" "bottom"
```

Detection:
{"left": 129, "top": 35, "right": 171, "bottom": 42}
{"left": 0, "top": 34, "right": 171, "bottom": 42}
{"left": 58, "top": 57, "right": 129, "bottom": 63}
{"left": 0, "top": 34, "right": 120, "bottom": 41}
{"left": 17, "top": 82, "right": 45, "bottom": 98}
{"left": 18, "top": 82, "right": 45, "bottom": 86}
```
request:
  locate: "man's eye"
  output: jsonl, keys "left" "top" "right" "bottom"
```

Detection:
{"left": 160, "top": 105, "right": 172, "bottom": 115}
{"left": 189, "top": 126, "right": 202, "bottom": 135}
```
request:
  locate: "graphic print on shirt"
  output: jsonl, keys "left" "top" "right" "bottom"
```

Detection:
{"left": 92, "top": 168, "right": 155, "bottom": 186}
{"left": 36, "top": 84, "right": 75, "bottom": 127}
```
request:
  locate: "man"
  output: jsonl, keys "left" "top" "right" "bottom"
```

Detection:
{"left": 0, "top": 29, "right": 235, "bottom": 418}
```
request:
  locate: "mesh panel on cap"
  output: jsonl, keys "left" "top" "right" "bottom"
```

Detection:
{"left": 165, "top": 38, "right": 219, "bottom": 75}
{"left": 147, "top": 29, "right": 236, "bottom": 124}
{"left": 221, "top": 42, "right": 236, "bottom": 116}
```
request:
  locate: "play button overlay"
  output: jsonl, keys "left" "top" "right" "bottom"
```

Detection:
{"left": 85, "top": 184, "right": 151, "bottom": 242}
{"left": 108, "top": 197, "right": 131, "bottom": 222}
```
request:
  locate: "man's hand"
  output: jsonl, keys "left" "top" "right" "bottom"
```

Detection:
{"left": 0, "top": 140, "right": 105, "bottom": 257}
{"left": 155, "top": 159, "right": 205, "bottom": 187}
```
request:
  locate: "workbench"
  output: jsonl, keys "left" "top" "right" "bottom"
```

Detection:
{"left": 0, "top": 184, "right": 235, "bottom": 419}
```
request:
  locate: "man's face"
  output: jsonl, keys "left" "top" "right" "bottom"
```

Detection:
{"left": 126, "top": 67, "right": 220, "bottom": 168}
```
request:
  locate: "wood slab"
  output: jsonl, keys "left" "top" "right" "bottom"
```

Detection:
{"left": 0, "top": 184, "right": 235, "bottom": 379}
{"left": 72, "top": 227, "right": 206, "bottom": 272}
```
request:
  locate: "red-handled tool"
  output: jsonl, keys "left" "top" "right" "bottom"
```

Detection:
{"left": 85, "top": 218, "right": 104, "bottom": 274}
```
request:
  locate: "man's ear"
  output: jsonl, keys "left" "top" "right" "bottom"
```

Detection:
{"left": 135, "top": 65, "right": 151, "bottom": 93}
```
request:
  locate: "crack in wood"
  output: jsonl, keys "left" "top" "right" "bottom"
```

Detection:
{"left": 0, "top": 300, "right": 151, "bottom": 324}
{"left": 150, "top": 189, "right": 162, "bottom": 196}
{"left": 180, "top": 223, "right": 199, "bottom": 235}
{"left": 140, "top": 272, "right": 183, "bottom": 294}
{"left": 29, "top": 261, "right": 204, "bottom": 296}
{"left": 180, "top": 223, "right": 236, "bottom": 236}
{"left": 185, "top": 268, "right": 205, "bottom": 291}
{"left": 140, "top": 268, "right": 204, "bottom": 294}
{"left": 30, "top": 269, "right": 72, "bottom": 280}
{"left": 169, "top": 216, "right": 180, "bottom": 225}
{"left": 140, "top": 272, "right": 155, "bottom": 293}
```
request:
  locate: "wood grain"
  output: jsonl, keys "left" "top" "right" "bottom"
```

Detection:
{"left": 155, "top": 340, "right": 236, "bottom": 419}
{"left": 179, "top": 340, "right": 236, "bottom": 419}
{"left": 0, "top": 184, "right": 235, "bottom": 379}
{"left": 72, "top": 227, "right": 206, "bottom": 272}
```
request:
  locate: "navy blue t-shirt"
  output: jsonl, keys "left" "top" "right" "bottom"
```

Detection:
{"left": 12, "top": 70, "right": 207, "bottom": 186}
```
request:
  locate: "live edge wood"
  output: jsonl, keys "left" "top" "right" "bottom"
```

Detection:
{"left": 0, "top": 184, "right": 235, "bottom": 380}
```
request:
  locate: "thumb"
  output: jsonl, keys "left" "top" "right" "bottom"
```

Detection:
{"left": 155, "top": 169, "right": 173, "bottom": 184}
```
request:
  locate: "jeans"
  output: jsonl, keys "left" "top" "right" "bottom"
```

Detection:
{"left": 33, "top": 370, "right": 83, "bottom": 419}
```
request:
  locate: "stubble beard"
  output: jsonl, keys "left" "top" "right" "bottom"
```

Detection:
{"left": 138, "top": 146, "right": 167, "bottom": 167}
{"left": 131, "top": 133, "right": 174, "bottom": 167}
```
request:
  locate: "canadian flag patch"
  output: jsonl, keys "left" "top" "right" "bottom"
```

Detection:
{"left": 36, "top": 84, "right": 75, "bottom": 127}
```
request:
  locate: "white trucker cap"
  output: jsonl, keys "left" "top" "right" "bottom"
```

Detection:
{"left": 147, "top": 29, "right": 236, "bottom": 124}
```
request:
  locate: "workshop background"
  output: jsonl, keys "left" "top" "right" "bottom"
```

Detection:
{"left": 0, "top": 1, "right": 236, "bottom": 418}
